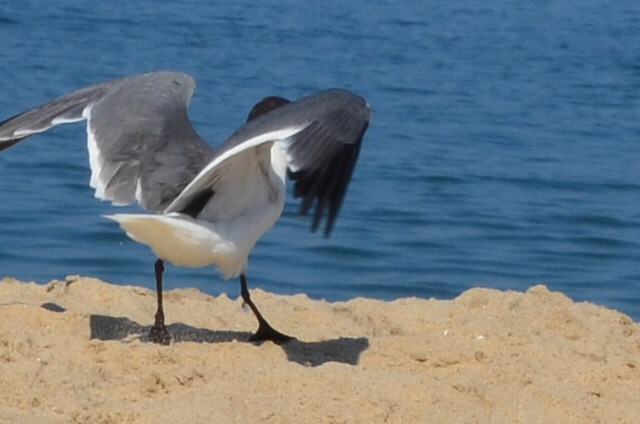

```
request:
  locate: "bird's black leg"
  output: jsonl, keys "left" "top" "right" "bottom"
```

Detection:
{"left": 240, "top": 274, "right": 293, "bottom": 344}
{"left": 148, "top": 259, "right": 171, "bottom": 345}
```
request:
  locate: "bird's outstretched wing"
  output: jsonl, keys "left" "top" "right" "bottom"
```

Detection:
{"left": 0, "top": 72, "right": 213, "bottom": 211}
{"left": 165, "top": 88, "right": 371, "bottom": 236}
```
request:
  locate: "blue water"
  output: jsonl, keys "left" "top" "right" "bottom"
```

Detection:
{"left": 1, "top": 1, "right": 639, "bottom": 320}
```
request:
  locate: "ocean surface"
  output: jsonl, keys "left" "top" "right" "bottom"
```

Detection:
{"left": 1, "top": 1, "right": 639, "bottom": 320}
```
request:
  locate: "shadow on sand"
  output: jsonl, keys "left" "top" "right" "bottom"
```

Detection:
{"left": 89, "top": 313, "right": 369, "bottom": 367}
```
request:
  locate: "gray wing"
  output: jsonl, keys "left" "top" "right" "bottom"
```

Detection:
{"left": 167, "top": 88, "right": 371, "bottom": 236}
{"left": 0, "top": 71, "right": 214, "bottom": 211}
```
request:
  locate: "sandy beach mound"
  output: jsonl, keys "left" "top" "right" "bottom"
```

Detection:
{"left": 0, "top": 275, "right": 638, "bottom": 423}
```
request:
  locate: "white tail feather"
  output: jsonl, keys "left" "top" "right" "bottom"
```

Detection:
{"left": 104, "top": 213, "right": 247, "bottom": 279}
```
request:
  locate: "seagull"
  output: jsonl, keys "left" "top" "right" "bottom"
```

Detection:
{"left": 0, "top": 71, "right": 370, "bottom": 344}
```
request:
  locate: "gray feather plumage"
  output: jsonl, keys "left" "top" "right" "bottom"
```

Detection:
{"left": 0, "top": 71, "right": 370, "bottom": 235}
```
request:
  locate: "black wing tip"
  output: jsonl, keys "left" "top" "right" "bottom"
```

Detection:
{"left": 296, "top": 142, "right": 362, "bottom": 239}
{"left": 286, "top": 89, "right": 369, "bottom": 238}
{"left": 0, "top": 109, "right": 30, "bottom": 151}
{"left": 292, "top": 115, "right": 367, "bottom": 237}
{"left": 304, "top": 203, "right": 336, "bottom": 238}
{"left": 0, "top": 137, "right": 25, "bottom": 152}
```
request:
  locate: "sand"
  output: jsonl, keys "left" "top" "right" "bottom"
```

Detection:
{"left": 0, "top": 275, "right": 638, "bottom": 424}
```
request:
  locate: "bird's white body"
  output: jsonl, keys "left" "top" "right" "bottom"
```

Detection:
{"left": 106, "top": 141, "right": 289, "bottom": 279}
